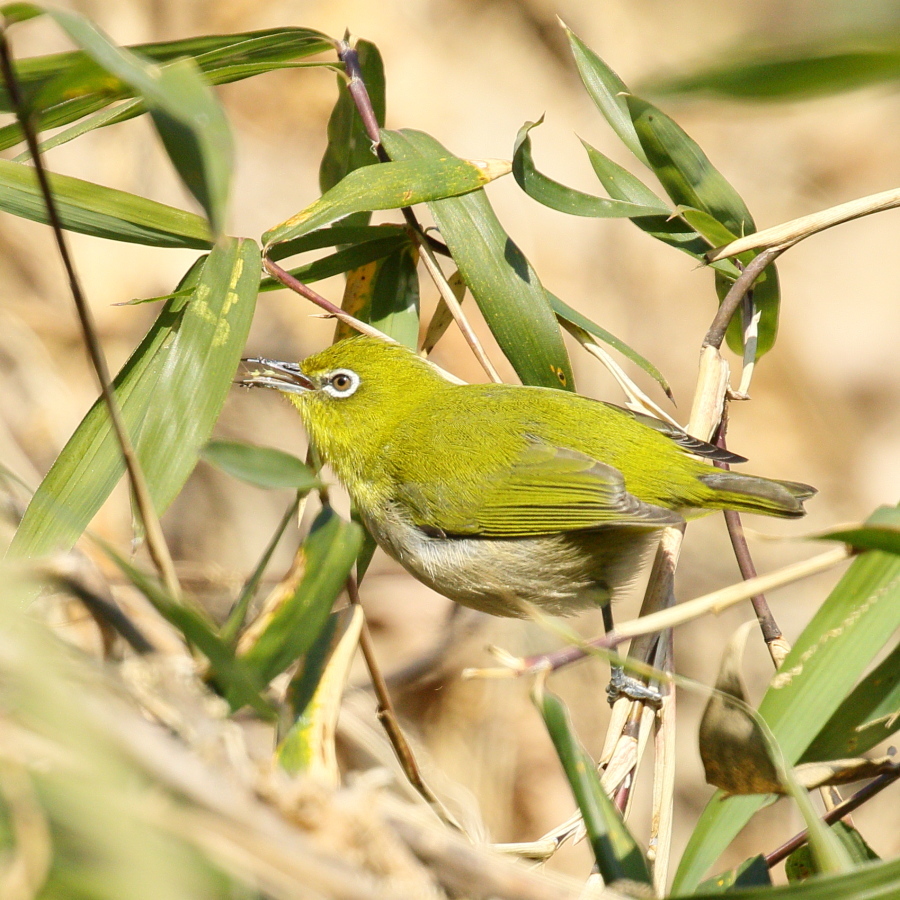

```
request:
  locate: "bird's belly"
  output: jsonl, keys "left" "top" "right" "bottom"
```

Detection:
{"left": 362, "top": 506, "right": 662, "bottom": 618}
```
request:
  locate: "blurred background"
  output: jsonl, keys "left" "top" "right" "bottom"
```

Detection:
{"left": 2, "top": 0, "right": 899, "bottom": 883}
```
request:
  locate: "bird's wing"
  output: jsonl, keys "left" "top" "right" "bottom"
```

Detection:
{"left": 401, "top": 440, "right": 682, "bottom": 537}
{"left": 625, "top": 409, "right": 747, "bottom": 464}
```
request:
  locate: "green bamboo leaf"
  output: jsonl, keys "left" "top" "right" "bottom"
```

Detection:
{"left": 674, "top": 547, "right": 900, "bottom": 892}
{"left": 319, "top": 38, "right": 385, "bottom": 231}
{"left": 43, "top": 8, "right": 233, "bottom": 233}
{"left": 1, "top": 2, "right": 41, "bottom": 25}
{"left": 801, "top": 639, "right": 900, "bottom": 762}
{"left": 696, "top": 856, "right": 771, "bottom": 894}
{"left": 625, "top": 95, "right": 755, "bottom": 238}
{"left": 580, "top": 139, "right": 740, "bottom": 277}
{"left": 644, "top": 40, "right": 900, "bottom": 103}
{"left": 814, "top": 504, "right": 900, "bottom": 554}
{"left": 0, "top": 157, "right": 212, "bottom": 247}
{"left": 513, "top": 119, "right": 668, "bottom": 218}
{"left": 368, "top": 243, "right": 420, "bottom": 349}
{"left": 238, "top": 507, "right": 362, "bottom": 689}
{"left": 382, "top": 128, "right": 575, "bottom": 391}
{"left": 201, "top": 440, "right": 320, "bottom": 491}
{"left": 625, "top": 98, "right": 779, "bottom": 359}
{"left": 0, "top": 16, "right": 333, "bottom": 144}
{"left": 259, "top": 234, "right": 410, "bottom": 292}
{"left": 9, "top": 239, "right": 260, "bottom": 563}
{"left": 562, "top": 22, "right": 647, "bottom": 164}
{"left": 535, "top": 686, "right": 651, "bottom": 885}
{"left": 98, "top": 540, "right": 272, "bottom": 716}
{"left": 263, "top": 155, "right": 511, "bottom": 248}
{"left": 700, "top": 857, "right": 900, "bottom": 899}
{"left": 548, "top": 291, "right": 672, "bottom": 398}
{"left": 786, "top": 822, "right": 879, "bottom": 883}
{"left": 267, "top": 223, "right": 407, "bottom": 262}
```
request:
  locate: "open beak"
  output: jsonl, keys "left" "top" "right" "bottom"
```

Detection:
{"left": 238, "top": 357, "right": 315, "bottom": 395}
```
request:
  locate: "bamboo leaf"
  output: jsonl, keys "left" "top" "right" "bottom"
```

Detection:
{"left": 0, "top": 16, "right": 333, "bottom": 148}
{"left": 801, "top": 640, "right": 900, "bottom": 761}
{"left": 238, "top": 507, "right": 362, "bottom": 688}
{"left": 263, "top": 155, "right": 511, "bottom": 248}
{"left": 382, "top": 128, "right": 575, "bottom": 391}
{"left": 674, "top": 547, "right": 900, "bottom": 892}
{"left": 549, "top": 291, "right": 672, "bottom": 397}
{"left": 201, "top": 441, "right": 320, "bottom": 491}
{"left": 0, "top": 157, "right": 212, "bottom": 247}
{"left": 279, "top": 606, "right": 363, "bottom": 783}
{"left": 259, "top": 234, "right": 410, "bottom": 292}
{"left": 368, "top": 243, "right": 420, "bottom": 349}
{"left": 580, "top": 139, "right": 740, "bottom": 277}
{"left": 815, "top": 505, "right": 900, "bottom": 555}
{"left": 644, "top": 39, "right": 900, "bottom": 103}
{"left": 9, "top": 239, "right": 260, "bottom": 563}
{"left": 535, "top": 685, "right": 651, "bottom": 885}
{"left": 563, "top": 22, "right": 647, "bottom": 164}
{"left": 513, "top": 119, "right": 668, "bottom": 218}
{"left": 42, "top": 8, "right": 233, "bottom": 233}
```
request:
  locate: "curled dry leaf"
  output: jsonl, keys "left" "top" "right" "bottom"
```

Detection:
{"left": 700, "top": 623, "right": 899, "bottom": 795}
{"left": 700, "top": 621, "right": 782, "bottom": 795}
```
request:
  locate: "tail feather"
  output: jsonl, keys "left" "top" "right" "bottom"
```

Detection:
{"left": 699, "top": 471, "right": 816, "bottom": 519}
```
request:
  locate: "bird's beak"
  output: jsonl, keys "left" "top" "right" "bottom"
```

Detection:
{"left": 238, "top": 357, "right": 315, "bottom": 395}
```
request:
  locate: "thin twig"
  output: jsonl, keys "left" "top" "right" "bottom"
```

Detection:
{"left": 476, "top": 545, "right": 851, "bottom": 678}
{"left": 345, "top": 576, "right": 465, "bottom": 833}
{"left": 0, "top": 29, "right": 180, "bottom": 599}
{"left": 765, "top": 768, "right": 900, "bottom": 868}
{"left": 416, "top": 238, "right": 503, "bottom": 382}
{"left": 707, "top": 186, "right": 900, "bottom": 262}
{"left": 703, "top": 247, "right": 784, "bottom": 351}
{"left": 714, "top": 413, "right": 786, "bottom": 663}
{"left": 262, "top": 257, "right": 392, "bottom": 339}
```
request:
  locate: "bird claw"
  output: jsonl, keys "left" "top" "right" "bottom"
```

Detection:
{"left": 606, "top": 666, "right": 663, "bottom": 708}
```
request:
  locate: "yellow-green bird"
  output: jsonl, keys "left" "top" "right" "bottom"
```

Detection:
{"left": 241, "top": 336, "right": 814, "bottom": 626}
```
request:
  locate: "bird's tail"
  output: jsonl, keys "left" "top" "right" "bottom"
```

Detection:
{"left": 698, "top": 471, "right": 816, "bottom": 519}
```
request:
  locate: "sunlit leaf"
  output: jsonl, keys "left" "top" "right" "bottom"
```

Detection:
{"left": 0, "top": 157, "right": 212, "bottom": 247}
{"left": 815, "top": 504, "right": 900, "bottom": 555}
{"left": 10, "top": 239, "right": 260, "bottom": 564}
{"left": 43, "top": 8, "right": 233, "bottom": 233}
{"left": 382, "top": 128, "right": 575, "bottom": 391}
{"left": 563, "top": 22, "right": 646, "bottom": 164}
{"left": 263, "top": 155, "right": 511, "bottom": 248}
{"left": 279, "top": 606, "right": 363, "bottom": 783}
{"left": 674, "top": 548, "right": 900, "bottom": 892}
{"left": 513, "top": 119, "right": 668, "bottom": 218}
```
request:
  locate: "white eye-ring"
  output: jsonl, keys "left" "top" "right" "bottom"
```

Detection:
{"left": 322, "top": 368, "right": 360, "bottom": 398}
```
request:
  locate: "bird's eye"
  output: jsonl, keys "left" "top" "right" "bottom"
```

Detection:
{"left": 322, "top": 368, "right": 360, "bottom": 398}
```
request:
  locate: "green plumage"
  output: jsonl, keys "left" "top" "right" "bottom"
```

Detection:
{"left": 244, "top": 336, "right": 814, "bottom": 617}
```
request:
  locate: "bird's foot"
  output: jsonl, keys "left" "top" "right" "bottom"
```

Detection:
{"left": 606, "top": 665, "right": 663, "bottom": 708}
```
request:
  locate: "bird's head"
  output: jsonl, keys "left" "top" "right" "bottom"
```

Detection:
{"left": 240, "top": 335, "right": 445, "bottom": 476}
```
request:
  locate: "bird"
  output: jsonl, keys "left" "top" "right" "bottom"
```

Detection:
{"left": 240, "top": 336, "right": 813, "bottom": 691}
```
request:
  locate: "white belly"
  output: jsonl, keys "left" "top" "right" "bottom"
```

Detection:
{"left": 362, "top": 503, "right": 664, "bottom": 618}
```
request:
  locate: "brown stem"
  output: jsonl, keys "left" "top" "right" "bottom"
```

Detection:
{"left": 765, "top": 768, "right": 900, "bottom": 868}
{"left": 0, "top": 28, "right": 180, "bottom": 599}
{"left": 703, "top": 247, "right": 784, "bottom": 350}
{"left": 345, "top": 576, "right": 464, "bottom": 833}
{"left": 714, "top": 414, "right": 784, "bottom": 651}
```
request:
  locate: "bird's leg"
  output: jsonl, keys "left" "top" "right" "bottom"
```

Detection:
{"left": 602, "top": 602, "right": 663, "bottom": 708}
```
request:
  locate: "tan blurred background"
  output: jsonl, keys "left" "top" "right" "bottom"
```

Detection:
{"left": 2, "top": 0, "right": 899, "bottom": 885}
